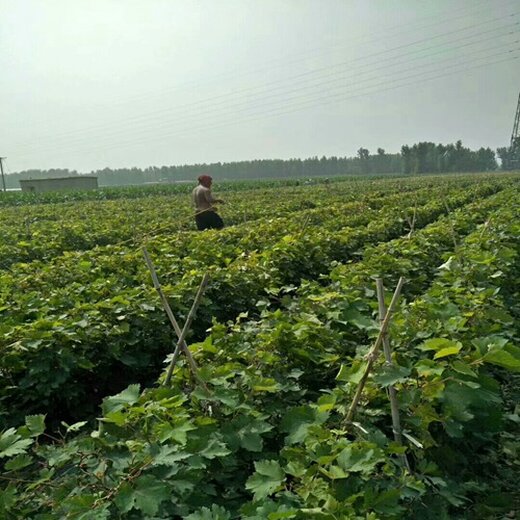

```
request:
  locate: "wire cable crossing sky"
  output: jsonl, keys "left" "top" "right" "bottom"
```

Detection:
{"left": 1, "top": 0, "right": 519, "bottom": 172}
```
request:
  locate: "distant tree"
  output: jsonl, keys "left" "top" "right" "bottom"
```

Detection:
{"left": 401, "top": 145, "right": 412, "bottom": 174}
{"left": 357, "top": 148, "right": 370, "bottom": 160}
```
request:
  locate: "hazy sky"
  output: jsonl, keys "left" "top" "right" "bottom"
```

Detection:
{"left": 1, "top": 0, "right": 519, "bottom": 173}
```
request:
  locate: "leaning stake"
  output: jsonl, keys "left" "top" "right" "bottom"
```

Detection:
{"left": 345, "top": 277, "right": 405, "bottom": 424}
{"left": 142, "top": 247, "right": 208, "bottom": 388}
{"left": 165, "top": 272, "right": 209, "bottom": 386}
{"left": 376, "top": 278, "right": 411, "bottom": 472}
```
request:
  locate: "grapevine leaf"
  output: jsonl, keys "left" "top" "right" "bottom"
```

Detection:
{"left": 245, "top": 460, "right": 284, "bottom": 500}
{"left": 0, "top": 429, "right": 33, "bottom": 458}
{"left": 101, "top": 384, "right": 140, "bottom": 415}
{"left": 373, "top": 364, "right": 411, "bottom": 386}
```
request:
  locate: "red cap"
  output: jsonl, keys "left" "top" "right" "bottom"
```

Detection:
{"left": 198, "top": 175, "right": 212, "bottom": 187}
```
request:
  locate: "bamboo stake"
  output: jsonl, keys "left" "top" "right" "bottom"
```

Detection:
{"left": 376, "top": 279, "right": 411, "bottom": 472}
{"left": 406, "top": 202, "right": 417, "bottom": 239}
{"left": 345, "top": 277, "right": 405, "bottom": 424}
{"left": 142, "top": 247, "right": 208, "bottom": 388}
{"left": 165, "top": 273, "right": 209, "bottom": 386}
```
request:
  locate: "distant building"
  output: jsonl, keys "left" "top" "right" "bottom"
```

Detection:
{"left": 19, "top": 176, "right": 98, "bottom": 193}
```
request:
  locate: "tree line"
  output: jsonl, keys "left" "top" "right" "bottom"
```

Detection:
{"left": 4, "top": 140, "right": 503, "bottom": 188}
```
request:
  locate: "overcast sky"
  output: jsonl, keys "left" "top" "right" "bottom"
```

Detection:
{"left": 1, "top": 0, "right": 519, "bottom": 173}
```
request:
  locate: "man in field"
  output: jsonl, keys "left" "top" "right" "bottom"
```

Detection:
{"left": 192, "top": 174, "right": 225, "bottom": 230}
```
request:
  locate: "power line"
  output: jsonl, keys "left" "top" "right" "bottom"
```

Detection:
{"left": 8, "top": 14, "right": 519, "bottom": 154}
{"left": 14, "top": 49, "right": 519, "bottom": 163}
{"left": 11, "top": 37, "right": 519, "bottom": 158}
{"left": 12, "top": 0, "right": 514, "bottom": 131}
{"left": 80, "top": 50, "right": 520, "bottom": 154}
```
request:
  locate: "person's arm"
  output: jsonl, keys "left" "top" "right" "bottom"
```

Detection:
{"left": 204, "top": 189, "right": 224, "bottom": 205}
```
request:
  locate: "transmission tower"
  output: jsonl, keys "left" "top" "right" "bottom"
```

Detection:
{"left": 508, "top": 91, "right": 520, "bottom": 169}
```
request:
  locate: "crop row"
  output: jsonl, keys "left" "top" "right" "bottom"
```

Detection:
{"left": 0, "top": 176, "right": 490, "bottom": 308}
{"left": 0, "top": 176, "right": 417, "bottom": 268}
{"left": 1, "top": 174, "right": 513, "bottom": 269}
{"left": 1, "top": 187, "right": 517, "bottom": 519}
{"left": 0, "top": 182, "right": 506, "bottom": 427}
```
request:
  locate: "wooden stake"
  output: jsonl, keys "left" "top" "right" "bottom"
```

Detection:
{"left": 406, "top": 202, "right": 417, "bottom": 239}
{"left": 165, "top": 273, "right": 209, "bottom": 386}
{"left": 142, "top": 247, "right": 208, "bottom": 388}
{"left": 345, "top": 277, "right": 405, "bottom": 424}
{"left": 376, "top": 278, "right": 411, "bottom": 472}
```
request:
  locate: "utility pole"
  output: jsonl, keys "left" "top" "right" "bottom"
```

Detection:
{"left": 0, "top": 157, "right": 6, "bottom": 192}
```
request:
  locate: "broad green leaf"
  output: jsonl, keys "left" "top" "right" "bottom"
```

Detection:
{"left": 337, "top": 442, "right": 384, "bottom": 473}
{"left": 373, "top": 364, "right": 411, "bottom": 386}
{"left": 0, "top": 429, "right": 33, "bottom": 458}
{"left": 156, "top": 421, "right": 196, "bottom": 445}
{"left": 0, "top": 484, "right": 17, "bottom": 512}
{"left": 101, "top": 384, "right": 140, "bottom": 415}
{"left": 483, "top": 344, "right": 520, "bottom": 372}
{"left": 239, "top": 431, "right": 263, "bottom": 452}
{"left": 199, "top": 437, "right": 231, "bottom": 459}
{"left": 25, "top": 415, "right": 46, "bottom": 437}
{"left": 185, "top": 505, "right": 231, "bottom": 519}
{"left": 434, "top": 344, "right": 462, "bottom": 359}
{"left": 451, "top": 360, "right": 477, "bottom": 377}
{"left": 281, "top": 406, "right": 318, "bottom": 444}
{"left": 419, "top": 338, "right": 461, "bottom": 352}
{"left": 114, "top": 474, "right": 169, "bottom": 516}
{"left": 414, "top": 359, "right": 445, "bottom": 377}
{"left": 5, "top": 453, "right": 33, "bottom": 471}
{"left": 245, "top": 460, "right": 284, "bottom": 500}
{"left": 336, "top": 360, "right": 366, "bottom": 384}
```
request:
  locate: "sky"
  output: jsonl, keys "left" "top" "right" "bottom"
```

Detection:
{"left": 1, "top": 0, "right": 519, "bottom": 173}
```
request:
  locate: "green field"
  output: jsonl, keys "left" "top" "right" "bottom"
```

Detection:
{"left": 0, "top": 173, "right": 519, "bottom": 519}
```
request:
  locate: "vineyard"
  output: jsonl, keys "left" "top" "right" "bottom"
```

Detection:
{"left": 0, "top": 173, "right": 519, "bottom": 519}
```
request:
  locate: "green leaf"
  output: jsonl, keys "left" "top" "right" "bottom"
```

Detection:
{"left": 434, "top": 344, "right": 462, "bottom": 359}
{"left": 0, "top": 484, "right": 17, "bottom": 512}
{"left": 199, "top": 437, "right": 231, "bottom": 459}
{"left": 101, "top": 384, "right": 140, "bottom": 415}
{"left": 483, "top": 344, "right": 520, "bottom": 372}
{"left": 0, "top": 428, "right": 33, "bottom": 458}
{"left": 419, "top": 338, "right": 461, "bottom": 352}
{"left": 281, "top": 406, "right": 317, "bottom": 444}
{"left": 245, "top": 460, "right": 284, "bottom": 500}
{"left": 451, "top": 361, "right": 477, "bottom": 377}
{"left": 185, "top": 505, "right": 231, "bottom": 519}
{"left": 156, "top": 421, "right": 196, "bottom": 445}
{"left": 373, "top": 364, "right": 411, "bottom": 386}
{"left": 414, "top": 359, "right": 445, "bottom": 377}
{"left": 336, "top": 360, "right": 366, "bottom": 384}
{"left": 240, "top": 431, "right": 263, "bottom": 452}
{"left": 342, "top": 308, "right": 373, "bottom": 329}
{"left": 5, "top": 453, "right": 33, "bottom": 471}
{"left": 114, "top": 474, "right": 169, "bottom": 516}
{"left": 24, "top": 415, "right": 46, "bottom": 437}
{"left": 337, "top": 442, "right": 385, "bottom": 473}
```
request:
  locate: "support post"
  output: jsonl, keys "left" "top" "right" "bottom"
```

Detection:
{"left": 376, "top": 278, "right": 411, "bottom": 472}
{"left": 345, "top": 277, "right": 405, "bottom": 424}
{"left": 164, "top": 273, "right": 209, "bottom": 386}
{"left": 142, "top": 247, "right": 208, "bottom": 389}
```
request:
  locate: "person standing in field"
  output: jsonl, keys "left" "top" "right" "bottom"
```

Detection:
{"left": 192, "top": 175, "right": 225, "bottom": 230}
